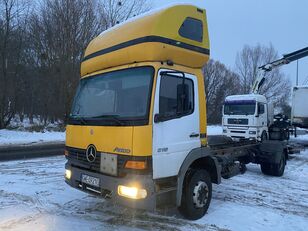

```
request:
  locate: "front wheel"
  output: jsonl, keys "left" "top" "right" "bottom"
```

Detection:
{"left": 261, "top": 131, "right": 268, "bottom": 142}
{"left": 179, "top": 169, "right": 212, "bottom": 220}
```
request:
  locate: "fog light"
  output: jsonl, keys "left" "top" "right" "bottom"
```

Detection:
{"left": 118, "top": 185, "right": 147, "bottom": 199}
{"left": 223, "top": 129, "right": 227, "bottom": 133}
{"left": 65, "top": 169, "right": 72, "bottom": 179}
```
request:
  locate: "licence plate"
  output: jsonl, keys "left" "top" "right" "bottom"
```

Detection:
{"left": 81, "top": 174, "right": 100, "bottom": 187}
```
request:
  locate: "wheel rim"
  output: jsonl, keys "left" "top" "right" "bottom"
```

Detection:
{"left": 193, "top": 181, "right": 209, "bottom": 208}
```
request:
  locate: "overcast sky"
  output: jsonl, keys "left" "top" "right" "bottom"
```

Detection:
{"left": 154, "top": 0, "right": 308, "bottom": 86}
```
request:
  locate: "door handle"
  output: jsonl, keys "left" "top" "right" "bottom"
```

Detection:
{"left": 189, "top": 133, "right": 199, "bottom": 138}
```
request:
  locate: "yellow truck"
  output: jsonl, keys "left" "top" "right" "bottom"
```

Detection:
{"left": 65, "top": 4, "right": 288, "bottom": 220}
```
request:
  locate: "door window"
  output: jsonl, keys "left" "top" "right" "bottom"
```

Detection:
{"left": 159, "top": 74, "right": 194, "bottom": 120}
{"left": 258, "top": 103, "right": 265, "bottom": 114}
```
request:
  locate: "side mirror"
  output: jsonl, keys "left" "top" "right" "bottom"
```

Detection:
{"left": 256, "top": 103, "right": 260, "bottom": 117}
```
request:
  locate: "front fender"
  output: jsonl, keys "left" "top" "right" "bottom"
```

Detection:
{"left": 176, "top": 147, "right": 221, "bottom": 206}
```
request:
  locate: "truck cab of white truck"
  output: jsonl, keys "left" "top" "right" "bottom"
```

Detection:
{"left": 222, "top": 94, "right": 273, "bottom": 141}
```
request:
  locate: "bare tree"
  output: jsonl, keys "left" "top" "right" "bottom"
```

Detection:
{"left": 98, "top": 0, "right": 151, "bottom": 30}
{"left": 0, "top": 0, "right": 30, "bottom": 128}
{"left": 235, "top": 44, "right": 291, "bottom": 106}
{"left": 23, "top": 0, "right": 152, "bottom": 124}
{"left": 0, "top": 0, "right": 152, "bottom": 128}
{"left": 27, "top": 0, "right": 100, "bottom": 123}
{"left": 203, "top": 60, "right": 240, "bottom": 124}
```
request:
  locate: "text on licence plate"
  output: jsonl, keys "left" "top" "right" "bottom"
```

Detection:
{"left": 81, "top": 174, "right": 100, "bottom": 187}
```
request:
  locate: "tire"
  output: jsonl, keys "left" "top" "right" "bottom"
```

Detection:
{"left": 260, "top": 163, "right": 272, "bottom": 175}
{"left": 260, "top": 154, "right": 286, "bottom": 177}
{"left": 261, "top": 131, "right": 268, "bottom": 142}
{"left": 179, "top": 169, "right": 212, "bottom": 220}
{"left": 271, "top": 153, "right": 286, "bottom": 176}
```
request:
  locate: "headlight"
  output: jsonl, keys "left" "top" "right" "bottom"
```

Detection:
{"left": 249, "top": 131, "right": 257, "bottom": 135}
{"left": 65, "top": 169, "right": 72, "bottom": 179}
{"left": 118, "top": 185, "right": 147, "bottom": 199}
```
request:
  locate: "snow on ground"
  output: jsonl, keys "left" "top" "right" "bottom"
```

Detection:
{"left": 8, "top": 117, "right": 63, "bottom": 130}
{"left": 0, "top": 125, "right": 221, "bottom": 146}
{"left": 0, "top": 124, "right": 307, "bottom": 230}
{"left": 290, "top": 133, "right": 308, "bottom": 143}
{"left": 0, "top": 130, "right": 65, "bottom": 145}
{"left": 0, "top": 138, "right": 308, "bottom": 230}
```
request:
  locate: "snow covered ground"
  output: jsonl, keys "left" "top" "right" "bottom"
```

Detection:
{"left": 0, "top": 130, "right": 65, "bottom": 145}
{"left": 0, "top": 125, "right": 221, "bottom": 146}
{"left": 0, "top": 131, "right": 307, "bottom": 230}
{"left": 0, "top": 149, "right": 307, "bottom": 230}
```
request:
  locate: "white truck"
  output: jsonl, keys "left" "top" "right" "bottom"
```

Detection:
{"left": 222, "top": 94, "right": 274, "bottom": 141}
{"left": 223, "top": 46, "right": 308, "bottom": 142}
{"left": 291, "top": 86, "right": 308, "bottom": 129}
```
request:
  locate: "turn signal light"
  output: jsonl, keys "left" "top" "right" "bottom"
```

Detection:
{"left": 125, "top": 160, "right": 147, "bottom": 170}
{"left": 118, "top": 185, "right": 147, "bottom": 199}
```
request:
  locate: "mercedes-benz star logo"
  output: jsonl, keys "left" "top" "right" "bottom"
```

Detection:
{"left": 86, "top": 144, "right": 97, "bottom": 163}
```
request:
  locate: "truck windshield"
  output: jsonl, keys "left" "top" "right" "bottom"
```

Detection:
{"left": 224, "top": 100, "right": 256, "bottom": 115}
{"left": 69, "top": 66, "right": 154, "bottom": 126}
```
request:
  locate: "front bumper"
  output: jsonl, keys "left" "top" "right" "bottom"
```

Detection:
{"left": 223, "top": 127, "right": 258, "bottom": 140}
{"left": 65, "top": 162, "right": 156, "bottom": 211}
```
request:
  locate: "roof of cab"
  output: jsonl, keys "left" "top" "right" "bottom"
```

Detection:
{"left": 81, "top": 4, "right": 210, "bottom": 77}
{"left": 225, "top": 94, "right": 267, "bottom": 103}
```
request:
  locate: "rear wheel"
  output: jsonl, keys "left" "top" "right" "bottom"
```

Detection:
{"left": 260, "top": 153, "right": 286, "bottom": 176}
{"left": 179, "top": 169, "right": 212, "bottom": 220}
{"left": 260, "top": 163, "right": 272, "bottom": 175}
{"left": 271, "top": 153, "right": 286, "bottom": 176}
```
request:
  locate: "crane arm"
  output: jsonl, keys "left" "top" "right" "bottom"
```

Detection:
{"left": 259, "top": 46, "right": 308, "bottom": 72}
{"left": 252, "top": 46, "right": 308, "bottom": 93}
{"left": 251, "top": 72, "right": 266, "bottom": 94}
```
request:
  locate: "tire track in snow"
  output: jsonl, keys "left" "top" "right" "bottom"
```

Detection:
{"left": 0, "top": 152, "right": 308, "bottom": 230}
{"left": 212, "top": 160, "right": 308, "bottom": 218}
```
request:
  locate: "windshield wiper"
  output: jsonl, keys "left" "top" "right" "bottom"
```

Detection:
{"left": 91, "top": 115, "right": 124, "bottom": 126}
{"left": 70, "top": 115, "right": 88, "bottom": 125}
{"left": 79, "top": 117, "right": 88, "bottom": 125}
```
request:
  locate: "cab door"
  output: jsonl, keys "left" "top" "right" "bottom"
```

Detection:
{"left": 152, "top": 69, "right": 200, "bottom": 179}
{"left": 257, "top": 102, "right": 267, "bottom": 127}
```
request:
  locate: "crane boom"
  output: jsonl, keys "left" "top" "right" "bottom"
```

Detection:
{"left": 259, "top": 46, "right": 308, "bottom": 72}
{"left": 252, "top": 46, "right": 308, "bottom": 93}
